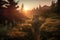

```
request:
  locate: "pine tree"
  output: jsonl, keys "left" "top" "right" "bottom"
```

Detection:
{"left": 5, "top": 0, "right": 19, "bottom": 27}
{"left": 7, "top": 0, "right": 19, "bottom": 17}
{"left": 7, "top": 0, "right": 19, "bottom": 14}
{"left": 51, "top": 0, "right": 55, "bottom": 12}
{"left": 53, "top": 0, "right": 60, "bottom": 19}
{"left": 20, "top": 3, "right": 24, "bottom": 12}
{"left": 56, "top": 0, "right": 60, "bottom": 15}
{"left": 0, "top": 0, "right": 8, "bottom": 24}
{"left": 56, "top": 0, "right": 60, "bottom": 13}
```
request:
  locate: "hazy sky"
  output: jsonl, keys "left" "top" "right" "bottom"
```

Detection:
{"left": 16, "top": 0, "right": 57, "bottom": 10}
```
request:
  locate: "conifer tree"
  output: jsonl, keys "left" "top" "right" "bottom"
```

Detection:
{"left": 56, "top": 0, "right": 60, "bottom": 16}
{"left": 51, "top": 0, "right": 55, "bottom": 12}
{"left": 4, "top": 0, "right": 19, "bottom": 27}
{"left": 21, "top": 3, "right": 24, "bottom": 12}
{"left": 56, "top": 0, "right": 60, "bottom": 13}
{"left": 0, "top": 0, "right": 8, "bottom": 24}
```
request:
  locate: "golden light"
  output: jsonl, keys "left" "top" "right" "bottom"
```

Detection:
{"left": 20, "top": 5, "right": 31, "bottom": 17}
{"left": 24, "top": 6, "right": 29, "bottom": 11}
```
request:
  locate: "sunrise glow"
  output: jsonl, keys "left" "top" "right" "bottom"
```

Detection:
{"left": 24, "top": 6, "right": 29, "bottom": 11}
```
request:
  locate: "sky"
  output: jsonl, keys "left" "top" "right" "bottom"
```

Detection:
{"left": 16, "top": 0, "right": 57, "bottom": 10}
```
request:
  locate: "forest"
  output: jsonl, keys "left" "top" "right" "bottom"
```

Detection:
{"left": 0, "top": 0, "right": 60, "bottom": 40}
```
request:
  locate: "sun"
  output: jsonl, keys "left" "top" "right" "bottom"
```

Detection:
{"left": 24, "top": 6, "right": 29, "bottom": 11}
